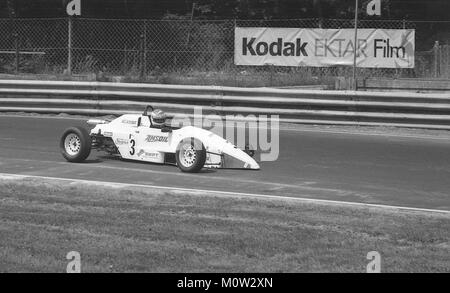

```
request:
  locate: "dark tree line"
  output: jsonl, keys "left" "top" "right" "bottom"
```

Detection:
{"left": 0, "top": 0, "right": 449, "bottom": 20}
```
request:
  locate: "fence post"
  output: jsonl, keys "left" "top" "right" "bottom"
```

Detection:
{"left": 186, "top": 1, "right": 196, "bottom": 47}
{"left": 352, "top": 0, "right": 359, "bottom": 91}
{"left": 234, "top": 19, "right": 238, "bottom": 87}
{"left": 140, "top": 33, "right": 145, "bottom": 79}
{"left": 446, "top": 43, "right": 450, "bottom": 79}
{"left": 142, "top": 21, "right": 147, "bottom": 79}
{"left": 269, "top": 64, "right": 273, "bottom": 87}
{"left": 14, "top": 32, "right": 19, "bottom": 74}
{"left": 67, "top": 16, "right": 73, "bottom": 75}
{"left": 433, "top": 41, "right": 440, "bottom": 78}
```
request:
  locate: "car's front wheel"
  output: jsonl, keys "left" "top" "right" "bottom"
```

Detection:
{"left": 176, "top": 138, "right": 206, "bottom": 173}
{"left": 60, "top": 127, "right": 92, "bottom": 163}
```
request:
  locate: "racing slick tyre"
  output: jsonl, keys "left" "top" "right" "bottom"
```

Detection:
{"left": 60, "top": 127, "right": 92, "bottom": 163}
{"left": 176, "top": 138, "right": 206, "bottom": 173}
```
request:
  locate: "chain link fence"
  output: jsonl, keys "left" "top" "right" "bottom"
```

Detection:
{"left": 0, "top": 18, "right": 67, "bottom": 75}
{"left": 0, "top": 17, "right": 449, "bottom": 87}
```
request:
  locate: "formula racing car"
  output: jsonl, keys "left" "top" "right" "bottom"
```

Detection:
{"left": 60, "top": 106, "right": 260, "bottom": 173}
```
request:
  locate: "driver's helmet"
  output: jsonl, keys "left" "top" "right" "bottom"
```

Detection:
{"left": 150, "top": 109, "right": 167, "bottom": 127}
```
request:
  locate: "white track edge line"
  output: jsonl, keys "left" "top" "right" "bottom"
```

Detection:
{"left": 0, "top": 173, "right": 448, "bottom": 215}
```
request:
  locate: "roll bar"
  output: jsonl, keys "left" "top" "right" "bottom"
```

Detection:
{"left": 143, "top": 105, "right": 154, "bottom": 116}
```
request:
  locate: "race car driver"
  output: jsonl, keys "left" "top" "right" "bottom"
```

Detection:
{"left": 150, "top": 109, "right": 167, "bottom": 128}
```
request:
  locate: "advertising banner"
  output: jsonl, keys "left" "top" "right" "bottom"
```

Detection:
{"left": 235, "top": 28, "right": 415, "bottom": 68}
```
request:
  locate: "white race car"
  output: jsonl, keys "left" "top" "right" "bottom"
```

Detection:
{"left": 60, "top": 106, "right": 260, "bottom": 173}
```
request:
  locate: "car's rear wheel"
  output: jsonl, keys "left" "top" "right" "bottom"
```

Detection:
{"left": 176, "top": 138, "right": 206, "bottom": 173}
{"left": 60, "top": 127, "right": 92, "bottom": 163}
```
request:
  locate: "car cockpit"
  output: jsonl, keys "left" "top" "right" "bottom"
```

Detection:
{"left": 138, "top": 105, "right": 174, "bottom": 133}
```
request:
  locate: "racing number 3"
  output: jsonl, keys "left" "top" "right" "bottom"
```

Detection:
{"left": 129, "top": 139, "right": 136, "bottom": 155}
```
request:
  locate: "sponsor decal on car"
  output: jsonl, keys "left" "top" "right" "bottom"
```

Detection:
{"left": 137, "top": 149, "right": 159, "bottom": 159}
{"left": 144, "top": 152, "right": 159, "bottom": 159}
{"left": 115, "top": 138, "right": 129, "bottom": 145}
{"left": 121, "top": 119, "right": 137, "bottom": 125}
{"left": 145, "top": 135, "right": 169, "bottom": 143}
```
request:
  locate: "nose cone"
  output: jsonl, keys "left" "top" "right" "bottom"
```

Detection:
{"left": 246, "top": 159, "right": 260, "bottom": 170}
{"left": 221, "top": 147, "right": 261, "bottom": 170}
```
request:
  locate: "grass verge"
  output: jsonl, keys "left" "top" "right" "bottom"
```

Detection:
{"left": 0, "top": 177, "right": 449, "bottom": 273}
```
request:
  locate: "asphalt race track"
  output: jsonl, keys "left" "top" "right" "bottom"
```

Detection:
{"left": 1, "top": 115, "right": 450, "bottom": 211}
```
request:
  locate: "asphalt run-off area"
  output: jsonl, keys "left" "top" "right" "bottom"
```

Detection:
{"left": 1, "top": 114, "right": 450, "bottom": 212}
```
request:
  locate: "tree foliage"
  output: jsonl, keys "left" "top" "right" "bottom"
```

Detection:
{"left": 0, "top": 0, "right": 448, "bottom": 20}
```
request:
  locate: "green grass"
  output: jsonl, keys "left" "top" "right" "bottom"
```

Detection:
{"left": 0, "top": 177, "right": 449, "bottom": 273}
